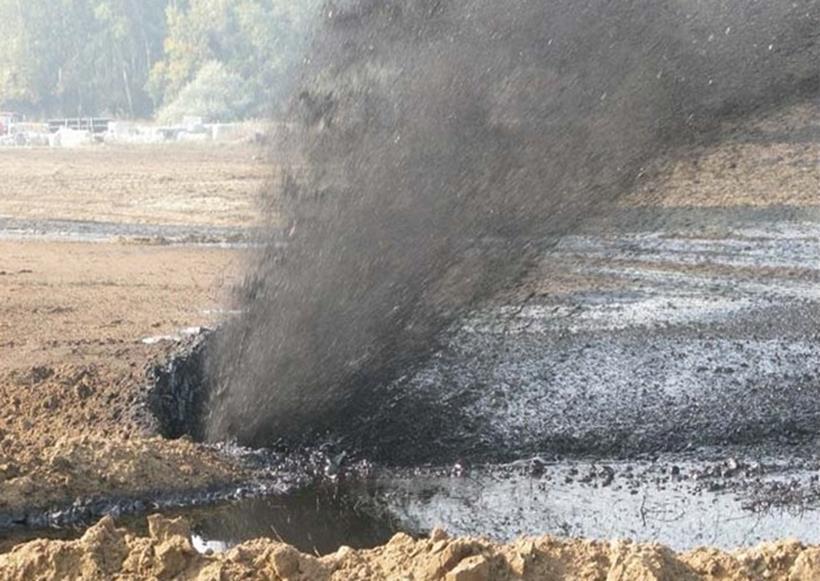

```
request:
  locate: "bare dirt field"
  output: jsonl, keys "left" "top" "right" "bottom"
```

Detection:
{"left": 0, "top": 145, "right": 255, "bottom": 536}
{"left": 0, "top": 240, "right": 241, "bottom": 371}
{"left": 622, "top": 103, "right": 820, "bottom": 209}
{"left": 1, "top": 109, "right": 820, "bottom": 580}
{"left": 0, "top": 145, "right": 267, "bottom": 227}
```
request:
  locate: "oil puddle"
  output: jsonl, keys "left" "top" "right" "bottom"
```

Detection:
{"left": 0, "top": 480, "right": 398, "bottom": 557}
{"left": 174, "top": 487, "right": 399, "bottom": 555}
{"left": 163, "top": 451, "right": 820, "bottom": 555}
{"left": 370, "top": 461, "right": 820, "bottom": 551}
{"left": 0, "top": 216, "right": 254, "bottom": 246}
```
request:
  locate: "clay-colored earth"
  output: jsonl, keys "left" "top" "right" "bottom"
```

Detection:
{"left": 0, "top": 242, "right": 248, "bottom": 515}
{"left": 0, "top": 145, "right": 254, "bottom": 518}
{"left": 624, "top": 140, "right": 820, "bottom": 208}
{"left": 1, "top": 516, "right": 819, "bottom": 580}
{"left": 622, "top": 103, "right": 820, "bottom": 208}
{"left": 0, "top": 144, "right": 268, "bottom": 227}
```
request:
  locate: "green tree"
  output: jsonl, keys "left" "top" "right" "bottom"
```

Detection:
{"left": 0, "top": 0, "right": 317, "bottom": 118}
{"left": 157, "top": 60, "right": 252, "bottom": 123}
{"left": 0, "top": 0, "right": 168, "bottom": 117}
{"left": 149, "top": 0, "right": 320, "bottom": 118}
{"left": 85, "top": 0, "right": 170, "bottom": 116}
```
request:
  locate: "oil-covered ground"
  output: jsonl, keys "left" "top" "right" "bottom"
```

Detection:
{"left": 2, "top": 106, "right": 820, "bottom": 579}
{"left": 150, "top": 206, "right": 820, "bottom": 556}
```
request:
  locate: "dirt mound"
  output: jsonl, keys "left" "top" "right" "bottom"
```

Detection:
{"left": 1, "top": 516, "right": 817, "bottom": 580}
{"left": 0, "top": 435, "right": 241, "bottom": 517}
{"left": 0, "top": 239, "right": 247, "bottom": 519}
{"left": 0, "top": 361, "right": 243, "bottom": 517}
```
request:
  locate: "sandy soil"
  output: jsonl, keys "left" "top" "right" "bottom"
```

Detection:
{"left": 625, "top": 141, "right": 820, "bottom": 208}
{"left": 622, "top": 104, "right": 820, "bottom": 208}
{"left": 2, "top": 516, "right": 819, "bottom": 580}
{"left": 0, "top": 146, "right": 256, "bottom": 516}
{"left": 0, "top": 239, "right": 249, "bottom": 516}
{"left": 0, "top": 240, "right": 242, "bottom": 371}
{"left": 0, "top": 145, "right": 268, "bottom": 227}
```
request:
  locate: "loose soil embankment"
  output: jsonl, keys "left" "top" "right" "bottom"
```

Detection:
{"left": 1, "top": 516, "right": 819, "bottom": 580}
{"left": 0, "top": 145, "right": 256, "bottom": 527}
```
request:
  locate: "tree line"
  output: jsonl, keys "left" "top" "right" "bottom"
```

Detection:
{"left": 0, "top": 0, "right": 319, "bottom": 121}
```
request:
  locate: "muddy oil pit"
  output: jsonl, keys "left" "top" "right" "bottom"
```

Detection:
{"left": 2, "top": 449, "right": 818, "bottom": 557}
{"left": 164, "top": 453, "right": 820, "bottom": 555}
{"left": 6, "top": 212, "right": 817, "bottom": 556}
{"left": 128, "top": 213, "right": 820, "bottom": 555}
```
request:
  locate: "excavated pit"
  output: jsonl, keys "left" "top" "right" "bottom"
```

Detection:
{"left": 147, "top": 336, "right": 212, "bottom": 442}
{"left": 139, "top": 208, "right": 820, "bottom": 553}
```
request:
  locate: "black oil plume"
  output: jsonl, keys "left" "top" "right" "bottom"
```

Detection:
{"left": 204, "top": 0, "right": 820, "bottom": 449}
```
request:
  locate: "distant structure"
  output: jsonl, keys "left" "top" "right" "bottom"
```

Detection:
{"left": 0, "top": 113, "right": 265, "bottom": 147}
{"left": 47, "top": 118, "right": 110, "bottom": 134}
{"left": 0, "top": 112, "right": 21, "bottom": 136}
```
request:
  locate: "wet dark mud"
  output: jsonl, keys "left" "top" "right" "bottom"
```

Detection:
{"left": 3, "top": 447, "right": 818, "bottom": 555}
{"left": 175, "top": 449, "right": 820, "bottom": 553}
{"left": 304, "top": 213, "right": 820, "bottom": 465}
{"left": 147, "top": 337, "right": 211, "bottom": 440}
{"left": 0, "top": 446, "right": 352, "bottom": 552}
{"left": 117, "top": 208, "right": 820, "bottom": 553}
{"left": 0, "top": 216, "right": 253, "bottom": 245}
